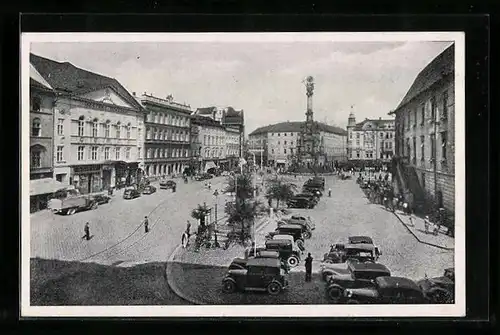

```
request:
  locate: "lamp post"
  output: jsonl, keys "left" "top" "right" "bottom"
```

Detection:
{"left": 213, "top": 189, "right": 219, "bottom": 247}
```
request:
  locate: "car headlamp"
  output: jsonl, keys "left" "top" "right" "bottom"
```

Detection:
{"left": 345, "top": 290, "right": 353, "bottom": 298}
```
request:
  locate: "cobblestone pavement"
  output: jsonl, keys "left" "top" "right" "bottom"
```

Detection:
{"left": 166, "top": 175, "right": 454, "bottom": 304}
{"left": 30, "top": 176, "right": 236, "bottom": 265}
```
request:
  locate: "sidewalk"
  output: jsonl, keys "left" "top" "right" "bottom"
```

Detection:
{"left": 392, "top": 210, "right": 454, "bottom": 250}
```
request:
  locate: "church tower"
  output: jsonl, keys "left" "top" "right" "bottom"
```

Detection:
{"left": 347, "top": 109, "right": 356, "bottom": 128}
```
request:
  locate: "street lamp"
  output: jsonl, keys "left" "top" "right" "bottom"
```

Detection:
{"left": 213, "top": 189, "right": 219, "bottom": 248}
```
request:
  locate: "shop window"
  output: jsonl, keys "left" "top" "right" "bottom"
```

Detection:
{"left": 31, "top": 118, "right": 41, "bottom": 137}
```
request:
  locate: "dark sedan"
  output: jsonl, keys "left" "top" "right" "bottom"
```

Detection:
{"left": 142, "top": 185, "right": 157, "bottom": 195}
{"left": 123, "top": 188, "right": 141, "bottom": 200}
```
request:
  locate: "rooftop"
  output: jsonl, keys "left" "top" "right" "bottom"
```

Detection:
{"left": 140, "top": 93, "right": 192, "bottom": 113}
{"left": 249, "top": 121, "right": 347, "bottom": 136}
{"left": 350, "top": 118, "right": 395, "bottom": 130}
{"left": 30, "top": 53, "right": 143, "bottom": 111}
{"left": 393, "top": 44, "right": 454, "bottom": 113}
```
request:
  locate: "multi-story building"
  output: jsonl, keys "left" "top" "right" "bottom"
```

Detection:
{"left": 194, "top": 106, "right": 245, "bottom": 162}
{"left": 191, "top": 114, "right": 231, "bottom": 173}
{"left": 390, "top": 44, "right": 455, "bottom": 214}
{"left": 224, "top": 126, "right": 241, "bottom": 169}
{"left": 346, "top": 114, "right": 395, "bottom": 162}
{"left": 29, "top": 63, "right": 60, "bottom": 212}
{"left": 247, "top": 131, "right": 268, "bottom": 167}
{"left": 140, "top": 93, "right": 192, "bottom": 177}
{"left": 248, "top": 121, "right": 347, "bottom": 169}
{"left": 31, "top": 53, "right": 146, "bottom": 194}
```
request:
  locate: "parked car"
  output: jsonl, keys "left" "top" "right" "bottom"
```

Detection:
{"left": 93, "top": 193, "right": 111, "bottom": 205}
{"left": 342, "top": 276, "right": 428, "bottom": 304}
{"left": 264, "top": 238, "right": 302, "bottom": 267}
{"left": 277, "top": 216, "right": 315, "bottom": 239}
{"left": 323, "top": 238, "right": 381, "bottom": 264}
{"left": 417, "top": 267, "right": 455, "bottom": 304}
{"left": 221, "top": 257, "right": 289, "bottom": 295}
{"left": 123, "top": 188, "right": 141, "bottom": 200}
{"left": 286, "top": 196, "right": 315, "bottom": 209}
{"left": 266, "top": 224, "right": 308, "bottom": 246}
{"left": 239, "top": 250, "right": 288, "bottom": 272}
{"left": 293, "top": 193, "right": 319, "bottom": 205}
{"left": 142, "top": 185, "right": 157, "bottom": 194}
{"left": 159, "top": 180, "right": 176, "bottom": 189}
{"left": 325, "top": 262, "right": 391, "bottom": 302}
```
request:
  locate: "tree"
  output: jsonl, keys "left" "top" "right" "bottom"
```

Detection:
{"left": 224, "top": 198, "right": 266, "bottom": 245}
{"left": 190, "top": 203, "right": 212, "bottom": 251}
{"left": 223, "top": 173, "right": 254, "bottom": 203}
{"left": 265, "top": 177, "right": 297, "bottom": 209}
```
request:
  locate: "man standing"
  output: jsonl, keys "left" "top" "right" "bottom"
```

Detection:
{"left": 328, "top": 188, "right": 332, "bottom": 197}
{"left": 143, "top": 216, "right": 149, "bottom": 233}
{"left": 83, "top": 222, "right": 90, "bottom": 241}
{"left": 186, "top": 220, "right": 191, "bottom": 239}
{"left": 305, "top": 253, "right": 313, "bottom": 282}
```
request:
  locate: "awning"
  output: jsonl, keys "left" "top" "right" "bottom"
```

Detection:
{"left": 30, "top": 178, "right": 65, "bottom": 196}
{"left": 204, "top": 161, "right": 216, "bottom": 172}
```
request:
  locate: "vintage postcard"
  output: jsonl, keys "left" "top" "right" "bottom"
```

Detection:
{"left": 21, "top": 32, "right": 465, "bottom": 317}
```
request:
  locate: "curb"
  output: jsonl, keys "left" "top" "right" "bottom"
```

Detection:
{"left": 391, "top": 212, "right": 454, "bottom": 251}
{"left": 164, "top": 215, "right": 273, "bottom": 305}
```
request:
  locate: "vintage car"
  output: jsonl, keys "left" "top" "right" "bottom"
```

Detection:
{"left": 302, "top": 185, "right": 323, "bottom": 197}
{"left": 323, "top": 239, "right": 381, "bottom": 264}
{"left": 93, "top": 193, "right": 111, "bottom": 205}
{"left": 325, "top": 262, "right": 391, "bottom": 302}
{"left": 417, "top": 267, "right": 455, "bottom": 304}
{"left": 221, "top": 257, "right": 289, "bottom": 295}
{"left": 286, "top": 195, "right": 316, "bottom": 209}
{"left": 142, "top": 185, "right": 157, "bottom": 195}
{"left": 263, "top": 238, "right": 302, "bottom": 267}
{"left": 265, "top": 224, "right": 307, "bottom": 246}
{"left": 159, "top": 180, "right": 176, "bottom": 189}
{"left": 238, "top": 250, "right": 289, "bottom": 272}
{"left": 279, "top": 215, "right": 316, "bottom": 231}
{"left": 123, "top": 188, "right": 141, "bottom": 200}
{"left": 195, "top": 173, "right": 213, "bottom": 181}
{"left": 342, "top": 276, "right": 428, "bottom": 304}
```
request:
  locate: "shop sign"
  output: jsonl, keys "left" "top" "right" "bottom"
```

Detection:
{"left": 74, "top": 164, "right": 102, "bottom": 174}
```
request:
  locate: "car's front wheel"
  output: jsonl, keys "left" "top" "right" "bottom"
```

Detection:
{"left": 267, "top": 281, "right": 282, "bottom": 296}
{"left": 327, "top": 285, "right": 344, "bottom": 302}
{"left": 222, "top": 279, "right": 236, "bottom": 293}
{"left": 287, "top": 255, "right": 299, "bottom": 267}
{"left": 302, "top": 231, "right": 312, "bottom": 239}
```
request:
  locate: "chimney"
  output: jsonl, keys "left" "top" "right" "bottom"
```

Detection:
{"left": 132, "top": 92, "right": 136, "bottom": 96}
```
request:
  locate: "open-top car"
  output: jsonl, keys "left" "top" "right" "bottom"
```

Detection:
{"left": 266, "top": 224, "right": 308, "bottom": 246}
{"left": 417, "top": 267, "right": 455, "bottom": 304}
{"left": 221, "top": 257, "right": 288, "bottom": 295}
{"left": 325, "top": 262, "right": 391, "bottom": 302}
{"left": 342, "top": 276, "right": 428, "bottom": 304}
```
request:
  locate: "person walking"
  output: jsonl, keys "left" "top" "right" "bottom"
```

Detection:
{"left": 83, "top": 222, "right": 91, "bottom": 241}
{"left": 208, "top": 182, "right": 212, "bottom": 190}
{"left": 186, "top": 220, "right": 191, "bottom": 239}
{"left": 143, "top": 216, "right": 149, "bottom": 233}
{"left": 305, "top": 253, "right": 313, "bottom": 282}
{"left": 328, "top": 188, "right": 332, "bottom": 197}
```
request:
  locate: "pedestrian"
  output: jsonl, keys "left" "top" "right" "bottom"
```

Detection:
{"left": 208, "top": 182, "right": 212, "bottom": 190}
{"left": 83, "top": 222, "right": 90, "bottom": 241}
{"left": 172, "top": 184, "right": 176, "bottom": 193}
{"left": 305, "top": 253, "right": 313, "bottom": 282}
{"left": 143, "top": 216, "right": 149, "bottom": 233}
{"left": 328, "top": 188, "right": 332, "bottom": 197}
{"left": 186, "top": 220, "right": 191, "bottom": 238}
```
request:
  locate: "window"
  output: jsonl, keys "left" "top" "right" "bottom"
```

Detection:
{"left": 284, "top": 148, "right": 287, "bottom": 154}
{"left": 284, "top": 141, "right": 287, "bottom": 145}
{"left": 56, "top": 146, "right": 64, "bottom": 162}
{"left": 78, "top": 116, "right": 85, "bottom": 136}
{"left": 379, "top": 132, "right": 383, "bottom": 138}
{"left": 278, "top": 133, "right": 280, "bottom": 137}
{"left": 92, "top": 120, "right": 98, "bottom": 137}
{"left": 137, "top": 127, "right": 141, "bottom": 140}
{"left": 126, "top": 147, "right": 131, "bottom": 159}
{"left": 31, "top": 150, "right": 41, "bottom": 168}
{"left": 406, "top": 113, "right": 410, "bottom": 130}
{"left": 104, "top": 121, "right": 110, "bottom": 137}
{"left": 412, "top": 137, "right": 417, "bottom": 164}
{"left": 57, "top": 119, "right": 64, "bottom": 135}
{"left": 290, "top": 148, "right": 294, "bottom": 154}
{"left": 430, "top": 134, "right": 436, "bottom": 160}
{"left": 291, "top": 141, "right": 294, "bottom": 146}
{"left": 420, "top": 105, "right": 425, "bottom": 126}
{"left": 91, "top": 146, "right": 98, "bottom": 160}
{"left": 31, "top": 97, "right": 41, "bottom": 112}
{"left": 441, "top": 131, "right": 448, "bottom": 162}
{"left": 431, "top": 96, "right": 437, "bottom": 121}
{"left": 116, "top": 124, "right": 121, "bottom": 138}
{"left": 115, "top": 147, "right": 120, "bottom": 160}
{"left": 78, "top": 146, "right": 84, "bottom": 160}
{"left": 356, "top": 151, "right": 360, "bottom": 158}
{"left": 356, "top": 140, "right": 360, "bottom": 146}
{"left": 356, "top": 133, "right": 360, "bottom": 139}
{"left": 442, "top": 90, "right": 448, "bottom": 120}
{"left": 272, "top": 148, "right": 275, "bottom": 154}
{"left": 31, "top": 118, "right": 41, "bottom": 137}
{"left": 277, "top": 141, "right": 280, "bottom": 145}
{"left": 127, "top": 124, "right": 131, "bottom": 139}
{"left": 104, "top": 147, "right": 110, "bottom": 160}
{"left": 349, "top": 132, "right": 352, "bottom": 139}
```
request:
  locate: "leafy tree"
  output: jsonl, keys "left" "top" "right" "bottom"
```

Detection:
{"left": 223, "top": 173, "right": 254, "bottom": 203}
{"left": 265, "top": 177, "right": 297, "bottom": 209}
{"left": 224, "top": 199, "right": 266, "bottom": 245}
{"left": 190, "top": 203, "right": 212, "bottom": 250}
{"left": 191, "top": 202, "right": 211, "bottom": 226}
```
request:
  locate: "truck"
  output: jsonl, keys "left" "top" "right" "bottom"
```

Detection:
{"left": 47, "top": 186, "right": 100, "bottom": 215}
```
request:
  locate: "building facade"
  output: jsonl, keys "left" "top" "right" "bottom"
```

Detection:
{"left": 31, "top": 53, "right": 146, "bottom": 194}
{"left": 391, "top": 44, "right": 455, "bottom": 213}
{"left": 141, "top": 94, "right": 192, "bottom": 177}
{"left": 346, "top": 115, "right": 395, "bottom": 162}
{"left": 29, "top": 64, "right": 61, "bottom": 212}
{"left": 248, "top": 121, "right": 347, "bottom": 169}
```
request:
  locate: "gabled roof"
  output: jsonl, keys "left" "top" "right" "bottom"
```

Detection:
{"left": 222, "top": 107, "right": 244, "bottom": 125}
{"left": 394, "top": 44, "right": 454, "bottom": 112}
{"left": 30, "top": 63, "right": 53, "bottom": 90}
{"left": 249, "top": 121, "right": 347, "bottom": 136}
{"left": 30, "top": 53, "right": 143, "bottom": 111}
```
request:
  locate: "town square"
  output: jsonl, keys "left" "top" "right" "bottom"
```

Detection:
{"left": 25, "top": 34, "right": 457, "bottom": 309}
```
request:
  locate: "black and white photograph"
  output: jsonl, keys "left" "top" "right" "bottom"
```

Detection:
{"left": 21, "top": 32, "right": 465, "bottom": 317}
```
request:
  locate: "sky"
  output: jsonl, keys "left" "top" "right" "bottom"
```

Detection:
{"left": 30, "top": 39, "right": 453, "bottom": 135}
